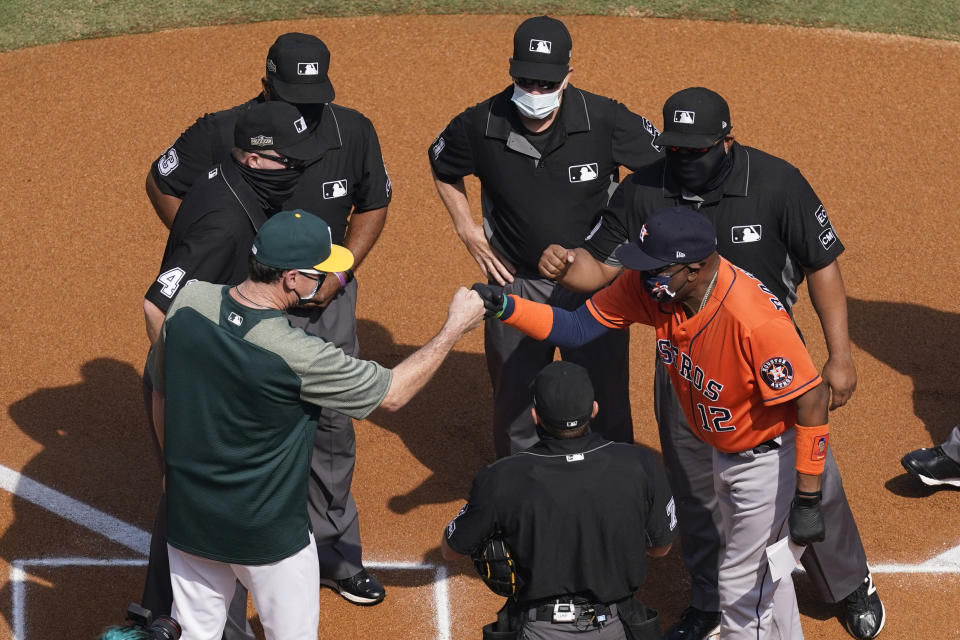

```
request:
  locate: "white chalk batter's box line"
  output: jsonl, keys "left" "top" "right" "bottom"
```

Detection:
{"left": 9, "top": 557, "right": 451, "bottom": 640}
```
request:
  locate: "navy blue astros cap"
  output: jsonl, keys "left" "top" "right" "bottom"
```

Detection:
{"left": 234, "top": 101, "right": 324, "bottom": 161}
{"left": 655, "top": 87, "right": 732, "bottom": 149}
{"left": 266, "top": 32, "right": 334, "bottom": 104}
{"left": 509, "top": 16, "right": 572, "bottom": 83}
{"left": 533, "top": 361, "right": 594, "bottom": 430}
{"left": 615, "top": 206, "right": 717, "bottom": 271}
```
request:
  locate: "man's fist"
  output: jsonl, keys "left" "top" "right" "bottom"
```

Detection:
{"left": 538, "top": 244, "right": 576, "bottom": 280}
{"left": 470, "top": 283, "right": 506, "bottom": 318}
{"left": 789, "top": 490, "right": 825, "bottom": 545}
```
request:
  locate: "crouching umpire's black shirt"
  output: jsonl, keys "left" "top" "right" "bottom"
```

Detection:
{"left": 429, "top": 85, "right": 662, "bottom": 275}
{"left": 445, "top": 431, "right": 677, "bottom": 604}
{"left": 145, "top": 159, "right": 265, "bottom": 312}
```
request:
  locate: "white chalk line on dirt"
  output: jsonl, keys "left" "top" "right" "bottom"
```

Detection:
{"left": 1, "top": 463, "right": 957, "bottom": 640}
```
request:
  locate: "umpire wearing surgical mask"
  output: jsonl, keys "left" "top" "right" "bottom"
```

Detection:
{"left": 428, "top": 16, "right": 665, "bottom": 461}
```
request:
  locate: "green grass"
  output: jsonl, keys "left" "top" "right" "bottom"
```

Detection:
{"left": 1, "top": 0, "right": 957, "bottom": 51}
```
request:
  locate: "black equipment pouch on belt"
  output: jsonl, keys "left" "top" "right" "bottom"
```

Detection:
{"left": 482, "top": 601, "right": 522, "bottom": 640}
{"left": 617, "top": 597, "right": 662, "bottom": 640}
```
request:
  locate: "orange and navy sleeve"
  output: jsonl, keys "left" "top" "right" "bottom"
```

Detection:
{"left": 587, "top": 270, "right": 656, "bottom": 328}
{"left": 500, "top": 296, "right": 613, "bottom": 347}
{"left": 745, "top": 315, "right": 821, "bottom": 406}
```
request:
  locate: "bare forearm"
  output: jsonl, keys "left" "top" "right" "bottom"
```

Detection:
{"left": 805, "top": 261, "right": 851, "bottom": 357}
{"left": 145, "top": 172, "right": 182, "bottom": 229}
{"left": 380, "top": 326, "right": 462, "bottom": 411}
{"left": 433, "top": 174, "right": 474, "bottom": 238}
{"left": 344, "top": 206, "right": 387, "bottom": 271}
{"left": 559, "top": 249, "right": 622, "bottom": 293}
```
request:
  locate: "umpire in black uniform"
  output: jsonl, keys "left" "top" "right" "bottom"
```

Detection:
{"left": 428, "top": 16, "right": 663, "bottom": 459}
{"left": 144, "top": 32, "right": 392, "bottom": 613}
{"left": 441, "top": 362, "right": 678, "bottom": 640}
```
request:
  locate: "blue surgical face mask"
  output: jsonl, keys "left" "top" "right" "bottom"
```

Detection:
{"left": 511, "top": 83, "right": 562, "bottom": 120}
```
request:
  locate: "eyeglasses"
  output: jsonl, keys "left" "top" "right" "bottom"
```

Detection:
{"left": 666, "top": 138, "right": 724, "bottom": 154}
{"left": 514, "top": 77, "right": 561, "bottom": 91}
{"left": 297, "top": 270, "right": 326, "bottom": 284}
{"left": 254, "top": 152, "right": 304, "bottom": 169}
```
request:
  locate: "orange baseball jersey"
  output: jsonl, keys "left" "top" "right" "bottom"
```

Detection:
{"left": 587, "top": 257, "right": 821, "bottom": 453}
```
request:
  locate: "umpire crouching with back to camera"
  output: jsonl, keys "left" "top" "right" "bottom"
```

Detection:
{"left": 441, "top": 361, "right": 678, "bottom": 640}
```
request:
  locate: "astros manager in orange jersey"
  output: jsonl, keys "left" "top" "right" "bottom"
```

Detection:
{"left": 472, "top": 206, "right": 831, "bottom": 640}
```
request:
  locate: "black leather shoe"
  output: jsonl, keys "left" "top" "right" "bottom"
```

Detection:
{"left": 320, "top": 568, "right": 386, "bottom": 605}
{"left": 901, "top": 445, "right": 960, "bottom": 488}
{"left": 665, "top": 606, "right": 721, "bottom": 640}
{"left": 843, "top": 573, "right": 885, "bottom": 639}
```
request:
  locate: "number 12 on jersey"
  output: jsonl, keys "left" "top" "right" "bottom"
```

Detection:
{"left": 697, "top": 403, "right": 735, "bottom": 432}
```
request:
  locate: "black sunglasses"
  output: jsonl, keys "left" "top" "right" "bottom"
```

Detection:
{"left": 666, "top": 137, "right": 724, "bottom": 154}
{"left": 253, "top": 152, "right": 304, "bottom": 169}
{"left": 514, "top": 77, "right": 561, "bottom": 91}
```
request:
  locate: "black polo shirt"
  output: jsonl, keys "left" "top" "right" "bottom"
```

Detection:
{"left": 429, "top": 85, "right": 662, "bottom": 274}
{"left": 145, "top": 159, "right": 265, "bottom": 312}
{"left": 151, "top": 95, "right": 391, "bottom": 244}
{"left": 583, "top": 142, "right": 844, "bottom": 310}
{"left": 445, "top": 431, "right": 677, "bottom": 604}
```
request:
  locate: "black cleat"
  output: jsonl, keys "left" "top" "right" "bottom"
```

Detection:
{"left": 320, "top": 568, "right": 386, "bottom": 606}
{"left": 665, "top": 606, "right": 721, "bottom": 640}
{"left": 843, "top": 573, "right": 885, "bottom": 639}
{"left": 901, "top": 445, "right": 960, "bottom": 488}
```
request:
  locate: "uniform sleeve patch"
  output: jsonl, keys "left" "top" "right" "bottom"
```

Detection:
{"left": 819, "top": 226, "right": 838, "bottom": 250}
{"left": 760, "top": 357, "right": 794, "bottom": 390}
{"left": 666, "top": 497, "right": 677, "bottom": 531}
{"left": 384, "top": 162, "right": 392, "bottom": 198}
{"left": 813, "top": 204, "right": 829, "bottom": 227}
{"left": 432, "top": 135, "right": 445, "bottom": 160}
{"left": 157, "top": 147, "right": 180, "bottom": 176}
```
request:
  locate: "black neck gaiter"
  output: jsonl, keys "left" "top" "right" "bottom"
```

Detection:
{"left": 668, "top": 143, "right": 733, "bottom": 195}
{"left": 234, "top": 160, "right": 302, "bottom": 212}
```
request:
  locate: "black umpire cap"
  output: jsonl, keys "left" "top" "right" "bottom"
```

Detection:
{"left": 234, "top": 101, "right": 324, "bottom": 161}
{"left": 509, "top": 16, "right": 572, "bottom": 83}
{"left": 266, "top": 33, "right": 335, "bottom": 104}
{"left": 533, "top": 362, "right": 594, "bottom": 430}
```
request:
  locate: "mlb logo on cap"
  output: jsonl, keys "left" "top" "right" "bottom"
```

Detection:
{"left": 294, "top": 117, "right": 308, "bottom": 133}
{"left": 674, "top": 110, "right": 695, "bottom": 124}
{"left": 298, "top": 62, "right": 319, "bottom": 76}
{"left": 530, "top": 39, "right": 552, "bottom": 53}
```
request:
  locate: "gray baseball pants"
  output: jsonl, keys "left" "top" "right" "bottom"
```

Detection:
{"left": 942, "top": 425, "right": 960, "bottom": 461}
{"left": 654, "top": 361, "right": 869, "bottom": 611}
{"left": 485, "top": 276, "right": 633, "bottom": 458}
{"left": 714, "top": 429, "right": 802, "bottom": 640}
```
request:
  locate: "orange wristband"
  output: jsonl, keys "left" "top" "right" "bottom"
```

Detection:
{"left": 502, "top": 295, "right": 554, "bottom": 341}
{"left": 795, "top": 423, "right": 829, "bottom": 475}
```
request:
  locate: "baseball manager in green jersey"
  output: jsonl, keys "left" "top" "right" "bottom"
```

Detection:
{"left": 147, "top": 210, "right": 484, "bottom": 640}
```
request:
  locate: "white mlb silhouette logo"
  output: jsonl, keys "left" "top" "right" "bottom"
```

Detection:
{"left": 228, "top": 312, "right": 244, "bottom": 327}
{"left": 323, "top": 179, "right": 348, "bottom": 199}
{"left": 674, "top": 110, "right": 696, "bottom": 124}
{"left": 530, "top": 39, "right": 552, "bottom": 53}
{"left": 298, "top": 62, "right": 320, "bottom": 76}
{"left": 294, "top": 117, "right": 308, "bottom": 133}
{"left": 568, "top": 163, "right": 599, "bottom": 183}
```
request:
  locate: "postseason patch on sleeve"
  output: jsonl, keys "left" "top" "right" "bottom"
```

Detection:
{"left": 760, "top": 357, "right": 794, "bottom": 390}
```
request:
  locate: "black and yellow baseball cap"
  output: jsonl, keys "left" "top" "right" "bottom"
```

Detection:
{"left": 252, "top": 210, "right": 354, "bottom": 273}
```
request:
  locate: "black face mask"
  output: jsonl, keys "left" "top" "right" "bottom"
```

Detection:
{"left": 234, "top": 161, "right": 303, "bottom": 212}
{"left": 668, "top": 142, "right": 732, "bottom": 194}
